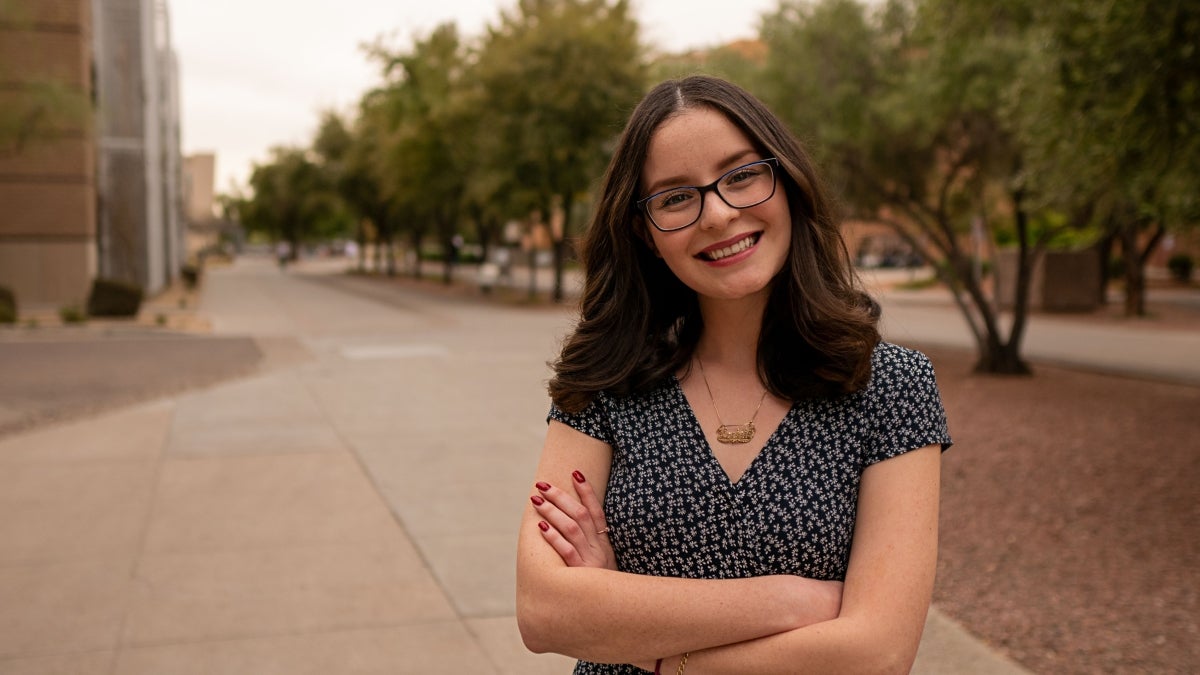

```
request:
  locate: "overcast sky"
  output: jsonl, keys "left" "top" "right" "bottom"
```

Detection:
{"left": 171, "top": 0, "right": 780, "bottom": 193}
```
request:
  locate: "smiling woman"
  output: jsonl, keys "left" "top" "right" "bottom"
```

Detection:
{"left": 516, "top": 75, "right": 952, "bottom": 674}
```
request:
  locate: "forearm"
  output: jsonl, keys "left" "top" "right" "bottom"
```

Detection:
{"left": 662, "top": 446, "right": 942, "bottom": 674}
{"left": 662, "top": 615, "right": 917, "bottom": 675}
{"left": 516, "top": 564, "right": 837, "bottom": 664}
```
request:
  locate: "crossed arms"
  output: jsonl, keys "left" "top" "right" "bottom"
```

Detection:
{"left": 516, "top": 420, "right": 941, "bottom": 674}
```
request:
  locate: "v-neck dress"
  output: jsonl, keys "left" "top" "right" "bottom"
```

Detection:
{"left": 547, "top": 342, "right": 952, "bottom": 675}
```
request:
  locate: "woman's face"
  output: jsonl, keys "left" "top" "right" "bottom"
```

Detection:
{"left": 640, "top": 107, "right": 791, "bottom": 305}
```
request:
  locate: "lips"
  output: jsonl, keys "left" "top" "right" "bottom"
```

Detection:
{"left": 698, "top": 232, "right": 761, "bottom": 261}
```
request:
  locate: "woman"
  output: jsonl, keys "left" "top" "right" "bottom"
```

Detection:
{"left": 517, "top": 75, "right": 951, "bottom": 674}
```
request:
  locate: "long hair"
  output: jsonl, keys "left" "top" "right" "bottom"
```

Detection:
{"left": 549, "top": 75, "right": 879, "bottom": 413}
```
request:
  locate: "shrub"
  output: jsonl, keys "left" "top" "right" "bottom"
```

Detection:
{"left": 0, "top": 285, "right": 15, "bottom": 324}
{"left": 180, "top": 262, "right": 201, "bottom": 289}
{"left": 59, "top": 305, "right": 85, "bottom": 324}
{"left": 86, "top": 278, "right": 143, "bottom": 317}
{"left": 1167, "top": 254, "right": 1194, "bottom": 282}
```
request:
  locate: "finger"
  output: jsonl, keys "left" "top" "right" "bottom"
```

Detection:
{"left": 571, "top": 470, "right": 610, "bottom": 534}
{"left": 532, "top": 491, "right": 591, "bottom": 550}
{"left": 535, "top": 482, "right": 597, "bottom": 545}
{"left": 536, "top": 521, "right": 584, "bottom": 566}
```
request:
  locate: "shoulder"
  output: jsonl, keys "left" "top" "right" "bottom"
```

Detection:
{"left": 868, "top": 342, "right": 938, "bottom": 390}
{"left": 548, "top": 378, "right": 677, "bottom": 438}
{"left": 859, "top": 342, "right": 952, "bottom": 458}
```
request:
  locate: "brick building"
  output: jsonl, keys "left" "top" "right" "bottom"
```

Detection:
{"left": 0, "top": 0, "right": 183, "bottom": 311}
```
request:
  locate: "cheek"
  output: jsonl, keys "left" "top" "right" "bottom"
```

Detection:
{"left": 634, "top": 217, "right": 660, "bottom": 257}
{"left": 644, "top": 230, "right": 668, "bottom": 259}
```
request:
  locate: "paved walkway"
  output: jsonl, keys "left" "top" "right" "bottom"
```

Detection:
{"left": 7, "top": 255, "right": 1194, "bottom": 673}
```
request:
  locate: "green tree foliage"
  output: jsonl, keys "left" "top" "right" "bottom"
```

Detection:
{"left": 762, "top": 0, "right": 1042, "bottom": 373}
{"left": 1019, "top": 0, "right": 1200, "bottom": 315}
{"left": 240, "top": 146, "right": 347, "bottom": 254}
{"left": 339, "top": 93, "right": 402, "bottom": 274}
{"left": 475, "top": 0, "right": 646, "bottom": 301}
{"left": 233, "top": 0, "right": 1194, "bottom": 359}
{"left": 368, "top": 24, "right": 474, "bottom": 283}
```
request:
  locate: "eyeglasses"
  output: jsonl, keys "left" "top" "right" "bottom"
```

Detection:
{"left": 636, "top": 158, "right": 780, "bottom": 232}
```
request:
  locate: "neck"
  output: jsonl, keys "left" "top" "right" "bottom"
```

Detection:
{"left": 694, "top": 290, "right": 769, "bottom": 371}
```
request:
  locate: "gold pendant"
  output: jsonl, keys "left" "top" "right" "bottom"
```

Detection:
{"left": 716, "top": 422, "right": 755, "bottom": 444}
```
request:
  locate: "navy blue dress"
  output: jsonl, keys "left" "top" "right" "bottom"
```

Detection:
{"left": 547, "top": 342, "right": 952, "bottom": 675}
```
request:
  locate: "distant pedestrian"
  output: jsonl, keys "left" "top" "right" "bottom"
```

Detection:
{"left": 275, "top": 241, "right": 291, "bottom": 270}
{"left": 517, "top": 76, "right": 951, "bottom": 674}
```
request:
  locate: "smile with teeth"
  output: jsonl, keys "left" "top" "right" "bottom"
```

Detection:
{"left": 699, "top": 233, "right": 760, "bottom": 261}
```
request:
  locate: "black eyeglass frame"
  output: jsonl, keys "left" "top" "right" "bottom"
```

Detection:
{"left": 635, "top": 158, "right": 781, "bottom": 232}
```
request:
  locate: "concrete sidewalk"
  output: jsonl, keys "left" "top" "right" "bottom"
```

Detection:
{"left": 21, "top": 254, "right": 1195, "bottom": 672}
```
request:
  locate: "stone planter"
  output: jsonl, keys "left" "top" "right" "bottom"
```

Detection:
{"left": 994, "top": 248, "right": 1100, "bottom": 312}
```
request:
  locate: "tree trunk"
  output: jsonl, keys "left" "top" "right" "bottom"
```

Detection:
{"left": 472, "top": 209, "right": 496, "bottom": 264}
{"left": 442, "top": 231, "right": 454, "bottom": 286}
{"left": 973, "top": 339, "right": 1032, "bottom": 375}
{"left": 409, "top": 230, "right": 422, "bottom": 280}
{"left": 385, "top": 234, "right": 396, "bottom": 277}
{"left": 552, "top": 192, "right": 573, "bottom": 303}
{"left": 1118, "top": 224, "right": 1145, "bottom": 316}
{"left": 356, "top": 224, "right": 367, "bottom": 273}
{"left": 1004, "top": 187, "right": 1035, "bottom": 369}
{"left": 1118, "top": 220, "right": 1165, "bottom": 317}
{"left": 1094, "top": 232, "right": 1115, "bottom": 305}
{"left": 528, "top": 247, "right": 538, "bottom": 301}
{"left": 1123, "top": 262, "right": 1145, "bottom": 316}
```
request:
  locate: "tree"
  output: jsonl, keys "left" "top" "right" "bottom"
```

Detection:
{"left": 368, "top": 23, "right": 476, "bottom": 283}
{"left": 241, "top": 146, "right": 343, "bottom": 255}
{"left": 762, "top": 0, "right": 1046, "bottom": 374}
{"left": 336, "top": 91, "right": 404, "bottom": 275}
{"left": 1021, "top": 0, "right": 1200, "bottom": 316}
{"left": 475, "top": 0, "right": 646, "bottom": 301}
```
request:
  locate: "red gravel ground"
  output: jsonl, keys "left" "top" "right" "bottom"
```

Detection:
{"left": 920, "top": 345, "right": 1199, "bottom": 675}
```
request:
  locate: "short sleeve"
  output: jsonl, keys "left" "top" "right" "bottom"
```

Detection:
{"left": 864, "top": 344, "right": 953, "bottom": 466}
{"left": 547, "top": 394, "right": 612, "bottom": 445}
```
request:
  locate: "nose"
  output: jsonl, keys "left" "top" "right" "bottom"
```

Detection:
{"left": 696, "top": 188, "right": 737, "bottom": 231}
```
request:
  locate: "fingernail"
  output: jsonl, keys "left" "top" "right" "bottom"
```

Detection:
{"left": 530, "top": 495, "right": 545, "bottom": 506}
{"left": 535, "top": 482, "right": 551, "bottom": 491}
{"left": 537, "top": 521, "right": 549, "bottom": 532}
{"left": 572, "top": 470, "right": 585, "bottom": 483}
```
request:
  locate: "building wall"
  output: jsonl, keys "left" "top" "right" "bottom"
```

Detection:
{"left": 0, "top": 0, "right": 97, "bottom": 308}
{"left": 183, "top": 153, "right": 216, "bottom": 225}
{"left": 0, "top": 0, "right": 181, "bottom": 311}
{"left": 92, "top": 0, "right": 182, "bottom": 296}
{"left": 161, "top": 43, "right": 185, "bottom": 284}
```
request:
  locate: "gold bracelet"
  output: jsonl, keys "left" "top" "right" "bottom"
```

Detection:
{"left": 676, "top": 652, "right": 689, "bottom": 675}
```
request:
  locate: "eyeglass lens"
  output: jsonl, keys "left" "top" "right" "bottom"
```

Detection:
{"left": 645, "top": 160, "right": 776, "bottom": 231}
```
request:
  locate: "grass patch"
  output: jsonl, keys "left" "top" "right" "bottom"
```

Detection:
{"left": 895, "top": 275, "right": 942, "bottom": 291}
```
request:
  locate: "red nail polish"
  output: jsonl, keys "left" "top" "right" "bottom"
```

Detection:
{"left": 538, "top": 521, "right": 549, "bottom": 532}
{"left": 535, "top": 482, "right": 551, "bottom": 491}
{"left": 572, "top": 470, "right": 585, "bottom": 483}
{"left": 530, "top": 495, "right": 544, "bottom": 506}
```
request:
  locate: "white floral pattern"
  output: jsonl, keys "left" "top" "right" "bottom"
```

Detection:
{"left": 548, "top": 342, "right": 952, "bottom": 675}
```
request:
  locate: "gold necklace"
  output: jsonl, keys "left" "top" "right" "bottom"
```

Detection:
{"left": 696, "top": 357, "right": 769, "bottom": 445}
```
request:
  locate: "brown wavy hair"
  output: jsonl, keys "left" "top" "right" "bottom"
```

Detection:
{"left": 549, "top": 75, "right": 879, "bottom": 413}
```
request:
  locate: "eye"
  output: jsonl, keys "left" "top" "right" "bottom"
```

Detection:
{"left": 723, "top": 164, "right": 765, "bottom": 187}
{"left": 653, "top": 189, "right": 696, "bottom": 211}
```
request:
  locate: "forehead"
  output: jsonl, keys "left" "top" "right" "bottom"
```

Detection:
{"left": 642, "top": 107, "right": 756, "bottom": 185}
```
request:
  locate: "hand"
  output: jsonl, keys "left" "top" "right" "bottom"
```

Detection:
{"left": 530, "top": 470, "right": 617, "bottom": 570}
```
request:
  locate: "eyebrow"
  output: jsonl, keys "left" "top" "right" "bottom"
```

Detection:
{"left": 643, "top": 148, "right": 759, "bottom": 196}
